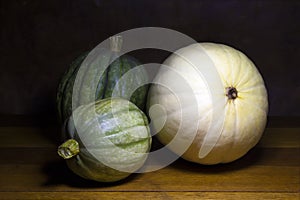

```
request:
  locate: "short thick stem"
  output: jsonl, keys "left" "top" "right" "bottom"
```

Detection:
{"left": 226, "top": 86, "right": 238, "bottom": 100}
{"left": 109, "top": 35, "right": 123, "bottom": 52}
{"left": 57, "top": 139, "right": 80, "bottom": 159}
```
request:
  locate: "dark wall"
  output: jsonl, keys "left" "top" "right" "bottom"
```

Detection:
{"left": 0, "top": 0, "right": 299, "bottom": 116}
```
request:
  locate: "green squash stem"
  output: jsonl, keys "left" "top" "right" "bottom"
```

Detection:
{"left": 109, "top": 35, "right": 123, "bottom": 52}
{"left": 58, "top": 139, "right": 80, "bottom": 159}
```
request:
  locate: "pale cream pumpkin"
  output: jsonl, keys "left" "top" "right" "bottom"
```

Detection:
{"left": 147, "top": 43, "right": 268, "bottom": 164}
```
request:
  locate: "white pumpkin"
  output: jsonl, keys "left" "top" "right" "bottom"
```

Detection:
{"left": 147, "top": 43, "right": 268, "bottom": 164}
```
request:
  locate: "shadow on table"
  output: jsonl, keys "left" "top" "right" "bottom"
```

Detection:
{"left": 42, "top": 159, "right": 140, "bottom": 188}
{"left": 170, "top": 147, "right": 265, "bottom": 173}
{"left": 41, "top": 141, "right": 267, "bottom": 187}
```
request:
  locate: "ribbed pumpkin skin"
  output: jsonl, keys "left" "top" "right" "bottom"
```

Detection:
{"left": 57, "top": 52, "right": 148, "bottom": 123}
{"left": 147, "top": 43, "right": 268, "bottom": 165}
{"left": 64, "top": 98, "right": 152, "bottom": 182}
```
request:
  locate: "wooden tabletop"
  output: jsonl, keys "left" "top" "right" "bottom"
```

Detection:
{"left": 0, "top": 116, "right": 299, "bottom": 199}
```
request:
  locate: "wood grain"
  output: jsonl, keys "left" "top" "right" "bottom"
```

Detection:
{"left": 0, "top": 117, "right": 299, "bottom": 199}
{"left": 1, "top": 192, "right": 299, "bottom": 200}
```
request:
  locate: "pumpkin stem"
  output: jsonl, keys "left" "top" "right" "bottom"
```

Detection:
{"left": 226, "top": 87, "right": 238, "bottom": 100}
{"left": 109, "top": 35, "right": 123, "bottom": 52}
{"left": 57, "top": 139, "right": 80, "bottom": 159}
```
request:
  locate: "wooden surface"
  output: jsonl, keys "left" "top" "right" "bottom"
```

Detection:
{"left": 0, "top": 116, "right": 299, "bottom": 199}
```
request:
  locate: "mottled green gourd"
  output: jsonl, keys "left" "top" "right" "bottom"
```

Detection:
{"left": 56, "top": 36, "right": 148, "bottom": 123}
{"left": 58, "top": 98, "right": 152, "bottom": 182}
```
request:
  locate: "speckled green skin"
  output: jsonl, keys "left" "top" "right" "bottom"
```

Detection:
{"left": 56, "top": 52, "right": 148, "bottom": 123}
{"left": 64, "top": 98, "right": 152, "bottom": 182}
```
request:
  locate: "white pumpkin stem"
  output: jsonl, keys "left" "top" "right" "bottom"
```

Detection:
{"left": 109, "top": 35, "right": 123, "bottom": 52}
{"left": 226, "top": 86, "right": 238, "bottom": 100}
{"left": 57, "top": 139, "right": 80, "bottom": 159}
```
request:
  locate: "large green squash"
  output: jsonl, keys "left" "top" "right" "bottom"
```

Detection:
{"left": 58, "top": 98, "right": 152, "bottom": 182}
{"left": 56, "top": 36, "right": 148, "bottom": 123}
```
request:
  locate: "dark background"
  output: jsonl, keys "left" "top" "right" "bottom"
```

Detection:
{"left": 0, "top": 0, "right": 299, "bottom": 117}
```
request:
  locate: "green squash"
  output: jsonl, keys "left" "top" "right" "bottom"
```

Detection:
{"left": 56, "top": 36, "right": 148, "bottom": 123}
{"left": 58, "top": 98, "right": 152, "bottom": 182}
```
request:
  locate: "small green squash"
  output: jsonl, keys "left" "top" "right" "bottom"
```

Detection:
{"left": 58, "top": 98, "right": 152, "bottom": 182}
{"left": 56, "top": 36, "right": 148, "bottom": 123}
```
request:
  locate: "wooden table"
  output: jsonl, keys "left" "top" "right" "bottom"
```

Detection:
{"left": 0, "top": 116, "right": 299, "bottom": 199}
